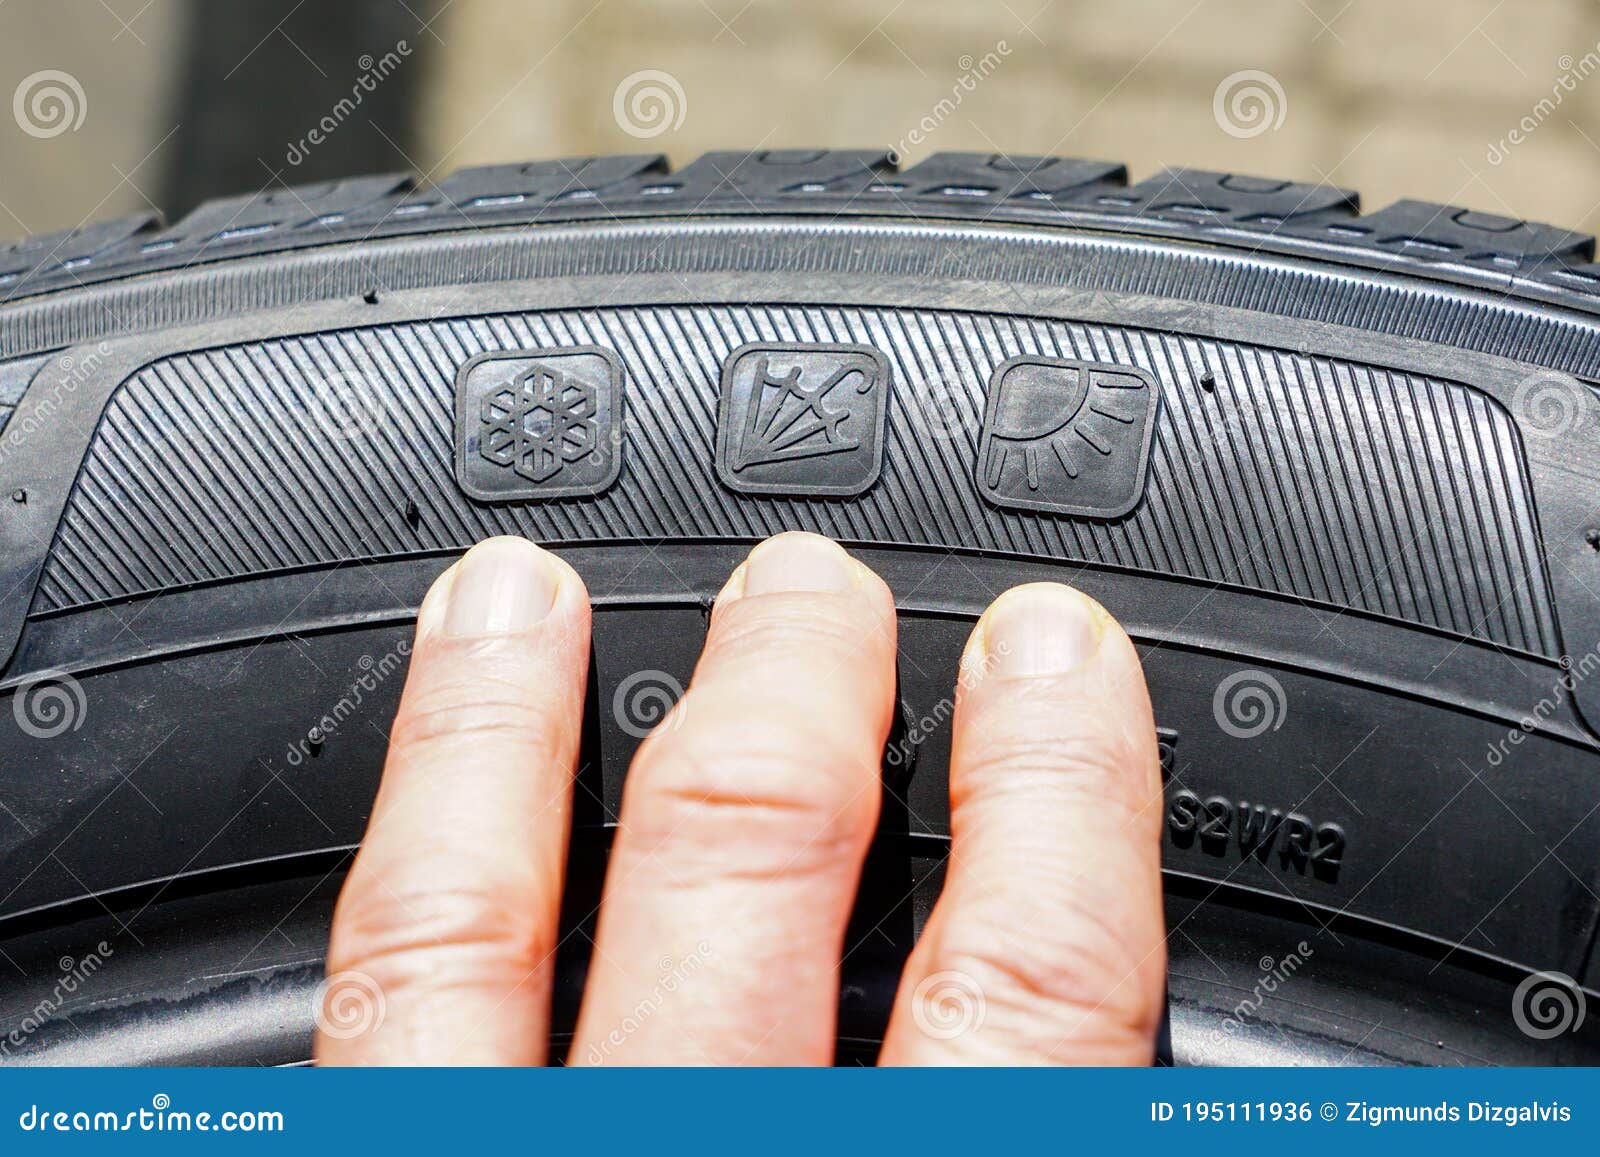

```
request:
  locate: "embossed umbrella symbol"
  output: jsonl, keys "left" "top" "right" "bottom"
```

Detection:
{"left": 730, "top": 355, "right": 874, "bottom": 472}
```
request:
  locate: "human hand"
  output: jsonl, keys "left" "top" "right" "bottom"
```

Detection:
{"left": 316, "top": 531, "right": 1164, "bottom": 1065}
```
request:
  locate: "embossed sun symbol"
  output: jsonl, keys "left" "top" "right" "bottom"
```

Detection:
{"left": 981, "top": 360, "right": 1149, "bottom": 492}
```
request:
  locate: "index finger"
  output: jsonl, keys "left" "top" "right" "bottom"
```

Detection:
{"left": 317, "top": 537, "right": 592, "bottom": 1065}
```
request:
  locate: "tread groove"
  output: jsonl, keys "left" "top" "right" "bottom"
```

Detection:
{"left": 27, "top": 303, "right": 1557, "bottom": 657}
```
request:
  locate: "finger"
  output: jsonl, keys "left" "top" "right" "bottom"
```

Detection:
{"left": 317, "top": 536, "right": 591, "bottom": 1065}
{"left": 880, "top": 583, "right": 1165, "bottom": 1065}
{"left": 572, "top": 532, "right": 896, "bottom": 1065}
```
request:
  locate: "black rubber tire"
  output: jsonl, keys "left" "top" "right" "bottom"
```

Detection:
{"left": 2, "top": 150, "right": 1600, "bottom": 1066}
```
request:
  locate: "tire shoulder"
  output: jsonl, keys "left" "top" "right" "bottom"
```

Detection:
{"left": 3, "top": 150, "right": 1596, "bottom": 311}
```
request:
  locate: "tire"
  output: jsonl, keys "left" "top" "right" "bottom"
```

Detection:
{"left": 1, "top": 150, "right": 1598, "bottom": 1066}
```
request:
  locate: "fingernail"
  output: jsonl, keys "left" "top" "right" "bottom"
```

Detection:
{"left": 981, "top": 584, "right": 1104, "bottom": 676}
{"left": 442, "top": 538, "right": 558, "bottom": 636}
{"left": 741, "top": 532, "right": 857, "bottom": 595}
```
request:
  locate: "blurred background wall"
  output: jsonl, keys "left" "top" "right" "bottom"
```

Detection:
{"left": 2, "top": 0, "right": 1599, "bottom": 242}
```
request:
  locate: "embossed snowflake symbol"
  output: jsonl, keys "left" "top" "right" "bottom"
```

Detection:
{"left": 478, "top": 365, "right": 598, "bottom": 483}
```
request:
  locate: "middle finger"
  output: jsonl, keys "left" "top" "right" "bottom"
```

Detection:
{"left": 571, "top": 533, "right": 897, "bottom": 1065}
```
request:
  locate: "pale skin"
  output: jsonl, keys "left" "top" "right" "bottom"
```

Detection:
{"left": 317, "top": 531, "right": 1166, "bottom": 1065}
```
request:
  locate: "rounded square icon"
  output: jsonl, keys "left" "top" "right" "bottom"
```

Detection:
{"left": 454, "top": 346, "right": 624, "bottom": 501}
{"left": 976, "top": 355, "right": 1160, "bottom": 519}
{"left": 714, "top": 342, "right": 891, "bottom": 497}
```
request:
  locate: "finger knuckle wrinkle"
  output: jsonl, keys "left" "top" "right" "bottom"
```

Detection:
{"left": 708, "top": 598, "right": 881, "bottom": 666}
{"left": 956, "top": 729, "right": 1146, "bottom": 808}
{"left": 935, "top": 911, "right": 1156, "bottom": 1039}
{"left": 332, "top": 875, "right": 551, "bottom": 985}
{"left": 633, "top": 728, "right": 876, "bottom": 845}
{"left": 392, "top": 692, "right": 561, "bottom": 753}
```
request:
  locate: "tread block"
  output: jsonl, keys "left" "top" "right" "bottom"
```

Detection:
{"left": 673, "top": 149, "right": 894, "bottom": 197}
{"left": 900, "top": 153, "right": 1127, "bottom": 200}
{"left": 1121, "top": 167, "right": 1359, "bottom": 224}
{"left": 0, "top": 214, "right": 160, "bottom": 283}
{"left": 1296, "top": 199, "right": 1596, "bottom": 271}
{"left": 164, "top": 173, "right": 414, "bottom": 244}
{"left": 433, "top": 155, "right": 670, "bottom": 208}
